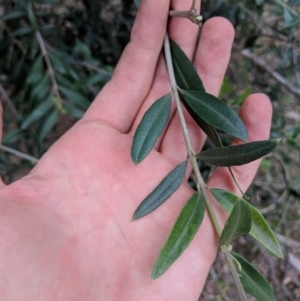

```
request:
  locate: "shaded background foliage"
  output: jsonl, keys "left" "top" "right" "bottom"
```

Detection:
{"left": 0, "top": 0, "right": 299, "bottom": 300}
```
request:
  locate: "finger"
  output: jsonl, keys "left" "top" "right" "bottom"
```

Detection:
{"left": 160, "top": 17, "right": 235, "bottom": 165}
{"left": 208, "top": 94, "right": 273, "bottom": 197}
{"left": 0, "top": 103, "right": 6, "bottom": 186}
{"left": 129, "top": 0, "right": 201, "bottom": 143}
{"left": 83, "top": 0, "right": 170, "bottom": 133}
{"left": 194, "top": 17, "right": 235, "bottom": 96}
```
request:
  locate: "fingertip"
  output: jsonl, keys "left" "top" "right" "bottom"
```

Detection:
{"left": 202, "top": 17, "right": 235, "bottom": 39}
{"left": 239, "top": 93, "right": 272, "bottom": 141}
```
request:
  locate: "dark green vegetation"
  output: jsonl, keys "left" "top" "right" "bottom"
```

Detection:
{"left": 0, "top": 1, "right": 299, "bottom": 300}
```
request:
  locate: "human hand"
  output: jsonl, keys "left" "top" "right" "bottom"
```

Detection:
{"left": 0, "top": 0, "right": 272, "bottom": 300}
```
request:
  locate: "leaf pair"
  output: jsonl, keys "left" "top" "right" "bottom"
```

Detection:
{"left": 170, "top": 40, "right": 248, "bottom": 143}
{"left": 211, "top": 188, "right": 283, "bottom": 258}
{"left": 133, "top": 163, "right": 205, "bottom": 279}
{"left": 215, "top": 189, "right": 279, "bottom": 301}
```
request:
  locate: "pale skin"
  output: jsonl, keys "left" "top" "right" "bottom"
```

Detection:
{"left": 0, "top": 0, "right": 273, "bottom": 300}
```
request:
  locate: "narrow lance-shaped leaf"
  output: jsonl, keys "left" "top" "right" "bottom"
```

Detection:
{"left": 183, "top": 107, "right": 222, "bottom": 146}
{"left": 133, "top": 161, "right": 187, "bottom": 220}
{"left": 180, "top": 90, "right": 248, "bottom": 141}
{"left": 251, "top": 208, "right": 283, "bottom": 258}
{"left": 169, "top": 40, "right": 222, "bottom": 146}
{"left": 131, "top": 93, "right": 171, "bottom": 164}
{"left": 198, "top": 139, "right": 280, "bottom": 167}
{"left": 169, "top": 39, "right": 205, "bottom": 92}
{"left": 219, "top": 198, "right": 252, "bottom": 245}
{"left": 211, "top": 189, "right": 283, "bottom": 258}
{"left": 231, "top": 252, "right": 276, "bottom": 301}
{"left": 152, "top": 192, "right": 205, "bottom": 279}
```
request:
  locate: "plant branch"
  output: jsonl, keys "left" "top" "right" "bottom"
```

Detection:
{"left": 0, "top": 144, "right": 39, "bottom": 163}
{"left": 35, "top": 30, "right": 64, "bottom": 112}
{"left": 238, "top": 4, "right": 292, "bottom": 44}
{"left": 169, "top": 1, "right": 202, "bottom": 25}
{"left": 236, "top": 46, "right": 300, "bottom": 99}
{"left": 224, "top": 251, "right": 248, "bottom": 301}
{"left": 164, "top": 33, "right": 221, "bottom": 237}
{"left": 273, "top": 0, "right": 299, "bottom": 16}
{"left": 164, "top": 33, "right": 248, "bottom": 301}
{"left": 0, "top": 84, "right": 18, "bottom": 119}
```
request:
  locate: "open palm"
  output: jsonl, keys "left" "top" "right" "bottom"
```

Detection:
{"left": 0, "top": 1, "right": 272, "bottom": 300}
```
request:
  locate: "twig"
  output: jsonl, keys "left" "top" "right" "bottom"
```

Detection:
{"left": 169, "top": 0, "right": 202, "bottom": 25}
{"left": 273, "top": 0, "right": 299, "bottom": 17}
{"left": 224, "top": 251, "right": 248, "bottom": 301}
{"left": 276, "top": 233, "right": 300, "bottom": 248}
{"left": 77, "top": 61, "right": 112, "bottom": 76}
{"left": 238, "top": 4, "right": 291, "bottom": 44}
{"left": 35, "top": 30, "right": 64, "bottom": 112}
{"left": 260, "top": 152, "right": 290, "bottom": 214}
{"left": 210, "top": 267, "right": 231, "bottom": 301}
{"left": 164, "top": 33, "right": 247, "bottom": 301}
{"left": 4, "top": 27, "right": 28, "bottom": 55}
{"left": 0, "top": 144, "right": 39, "bottom": 163}
{"left": 106, "top": 1, "right": 132, "bottom": 31}
{"left": 238, "top": 47, "right": 300, "bottom": 99}
{"left": 0, "top": 84, "right": 18, "bottom": 119}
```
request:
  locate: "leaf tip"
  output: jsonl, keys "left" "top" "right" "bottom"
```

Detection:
{"left": 130, "top": 156, "right": 139, "bottom": 166}
{"left": 151, "top": 267, "right": 162, "bottom": 279}
{"left": 132, "top": 211, "right": 141, "bottom": 221}
{"left": 275, "top": 137, "right": 282, "bottom": 145}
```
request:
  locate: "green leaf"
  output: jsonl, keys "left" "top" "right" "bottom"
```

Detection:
{"left": 210, "top": 188, "right": 237, "bottom": 214}
{"left": 26, "top": 4, "right": 38, "bottom": 30}
{"left": 133, "top": 0, "right": 142, "bottom": 8}
{"left": 133, "top": 161, "right": 187, "bottom": 220}
{"left": 250, "top": 207, "right": 283, "bottom": 258}
{"left": 21, "top": 97, "right": 53, "bottom": 129}
{"left": 197, "top": 139, "right": 280, "bottom": 166}
{"left": 219, "top": 198, "right": 252, "bottom": 245}
{"left": 183, "top": 110, "right": 222, "bottom": 146}
{"left": 37, "top": 109, "right": 58, "bottom": 142}
{"left": 30, "top": 75, "right": 51, "bottom": 101}
{"left": 11, "top": 26, "right": 33, "bottom": 37}
{"left": 26, "top": 56, "right": 44, "bottom": 85}
{"left": 220, "top": 77, "right": 235, "bottom": 97}
{"left": 59, "top": 86, "right": 90, "bottom": 110}
{"left": 236, "top": 87, "right": 252, "bottom": 105}
{"left": 169, "top": 40, "right": 222, "bottom": 146}
{"left": 255, "top": 0, "right": 265, "bottom": 5}
{"left": 180, "top": 90, "right": 248, "bottom": 141}
{"left": 74, "top": 73, "right": 111, "bottom": 89}
{"left": 2, "top": 129, "right": 24, "bottom": 145}
{"left": 3, "top": 11, "right": 26, "bottom": 21}
{"left": 63, "top": 102, "right": 84, "bottom": 119}
{"left": 152, "top": 192, "right": 205, "bottom": 279}
{"left": 131, "top": 93, "right": 171, "bottom": 164}
{"left": 48, "top": 53, "right": 69, "bottom": 75}
{"left": 231, "top": 252, "right": 276, "bottom": 301}
{"left": 169, "top": 40, "right": 205, "bottom": 92}
{"left": 211, "top": 189, "right": 283, "bottom": 258}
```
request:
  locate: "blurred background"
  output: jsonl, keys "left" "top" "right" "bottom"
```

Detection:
{"left": 0, "top": 0, "right": 299, "bottom": 300}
